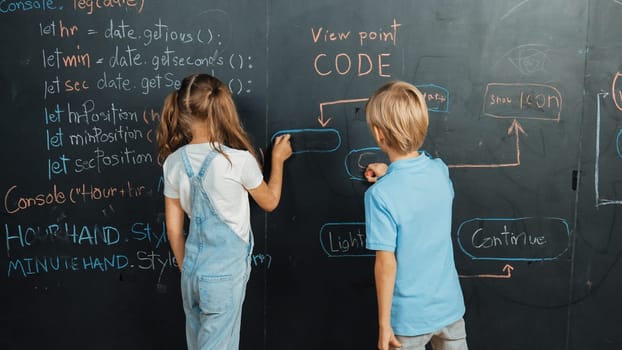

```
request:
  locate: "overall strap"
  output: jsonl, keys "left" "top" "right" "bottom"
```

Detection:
{"left": 197, "top": 149, "right": 220, "bottom": 180}
{"left": 180, "top": 147, "right": 195, "bottom": 178}
{"left": 182, "top": 145, "right": 229, "bottom": 179}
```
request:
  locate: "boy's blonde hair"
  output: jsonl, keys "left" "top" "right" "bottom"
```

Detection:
{"left": 365, "top": 81, "right": 429, "bottom": 154}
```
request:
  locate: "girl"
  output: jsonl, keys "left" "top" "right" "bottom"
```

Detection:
{"left": 157, "top": 73, "right": 292, "bottom": 350}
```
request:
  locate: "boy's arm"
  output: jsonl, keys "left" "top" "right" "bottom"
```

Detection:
{"left": 375, "top": 250, "right": 401, "bottom": 350}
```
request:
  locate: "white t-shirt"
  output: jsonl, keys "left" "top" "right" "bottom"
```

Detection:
{"left": 163, "top": 143, "right": 264, "bottom": 242}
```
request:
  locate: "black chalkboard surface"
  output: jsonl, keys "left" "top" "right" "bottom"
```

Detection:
{"left": 1, "top": 1, "right": 621, "bottom": 349}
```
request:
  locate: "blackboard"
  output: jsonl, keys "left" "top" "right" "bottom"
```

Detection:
{"left": 1, "top": 1, "right": 621, "bottom": 349}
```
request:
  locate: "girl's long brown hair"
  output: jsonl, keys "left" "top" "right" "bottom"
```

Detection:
{"left": 156, "top": 74, "right": 258, "bottom": 164}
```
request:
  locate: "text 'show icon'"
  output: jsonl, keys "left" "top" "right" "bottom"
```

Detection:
{"left": 483, "top": 83, "right": 562, "bottom": 121}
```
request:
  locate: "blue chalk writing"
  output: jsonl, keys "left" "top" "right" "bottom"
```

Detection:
{"left": 0, "top": 0, "right": 59, "bottom": 14}
{"left": 616, "top": 128, "right": 622, "bottom": 159}
{"left": 46, "top": 127, "right": 64, "bottom": 150}
{"left": 4, "top": 223, "right": 121, "bottom": 255}
{"left": 251, "top": 253, "right": 272, "bottom": 268}
{"left": 417, "top": 83, "right": 450, "bottom": 113}
{"left": 131, "top": 221, "right": 168, "bottom": 248}
{"left": 157, "top": 176, "right": 164, "bottom": 193}
{"left": 7, "top": 254, "right": 128, "bottom": 277}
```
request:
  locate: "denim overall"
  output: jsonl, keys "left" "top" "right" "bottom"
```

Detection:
{"left": 180, "top": 147, "right": 253, "bottom": 350}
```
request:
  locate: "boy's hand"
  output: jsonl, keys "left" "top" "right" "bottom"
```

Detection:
{"left": 272, "top": 134, "right": 292, "bottom": 163}
{"left": 378, "top": 326, "right": 401, "bottom": 350}
{"left": 365, "top": 163, "right": 388, "bottom": 183}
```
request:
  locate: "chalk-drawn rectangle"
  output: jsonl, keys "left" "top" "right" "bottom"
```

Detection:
{"left": 456, "top": 217, "right": 569, "bottom": 261}
{"left": 319, "top": 222, "right": 373, "bottom": 257}
{"left": 483, "top": 83, "right": 562, "bottom": 121}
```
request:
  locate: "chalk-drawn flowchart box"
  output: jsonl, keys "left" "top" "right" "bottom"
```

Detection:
{"left": 319, "top": 222, "right": 372, "bottom": 257}
{"left": 483, "top": 83, "right": 562, "bottom": 121}
{"left": 271, "top": 128, "right": 341, "bottom": 154}
{"left": 456, "top": 217, "right": 570, "bottom": 261}
{"left": 344, "top": 147, "right": 388, "bottom": 181}
{"left": 594, "top": 79, "right": 622, "bottom": 206}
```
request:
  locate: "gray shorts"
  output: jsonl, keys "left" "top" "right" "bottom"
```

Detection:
{"left": 392, "top": 318, "right": 468, "bottom": 350}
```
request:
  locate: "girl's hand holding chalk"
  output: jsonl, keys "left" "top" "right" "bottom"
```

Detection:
{"left": 272, "top": 134, "right": 293, "bottom": 163}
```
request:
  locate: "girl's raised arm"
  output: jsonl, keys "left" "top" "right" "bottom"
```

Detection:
{"left": 248, "top": 134, "right": 292, "bottom": 212}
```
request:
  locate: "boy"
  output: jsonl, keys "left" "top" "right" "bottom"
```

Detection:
{"left": 364, "top": 81, "right": 467, "bottom": 350}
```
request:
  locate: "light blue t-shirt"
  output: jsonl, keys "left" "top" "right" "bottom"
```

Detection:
{"left": 365, "top": 153, "right": 465, "bottom": 336}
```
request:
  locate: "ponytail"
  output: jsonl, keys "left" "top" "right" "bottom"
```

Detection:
{"left": 157, "top": 73, "right": 260, "bottom": 166}
{"left": 156, "top": 91, "right": 189, "bottom": 165}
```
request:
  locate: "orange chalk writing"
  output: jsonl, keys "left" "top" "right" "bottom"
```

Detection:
{"left": 64, "top": 79, "right": 89, "bottom": 92}
{"left": 449, "top": 119, "right": 526, "bottom": 169}
{"left": 313, "top": 52, "right": 391, "bottom": 77}
{"left": 358, "top": 19, "right": 401, "bottom": 46}
{"left": 310, "top": 27, "right": 351, "bottom": 43}
{"left": 4, "top": 184, "right": 66, "bottom": 214}
{"left": 73, "top": 0, "right": 145, "bottom": 15}
{"left": 612, "top": 72, "right": 622, "bottom": 112}
{"left": 459, "top": 265, "right": 514, "bottom": 279}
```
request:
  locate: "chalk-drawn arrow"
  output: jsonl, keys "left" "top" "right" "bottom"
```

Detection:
{"left": 449, "top": 119, "right": 527, "bottom": 168}
{"left": 459, "top": 264, "right": 514, "bottom": 279}
{"left": 317, "top": 114, "right": 332, "bottom": 127}
{"left": 318, "top": 98, "right": 369, "bottom": 128}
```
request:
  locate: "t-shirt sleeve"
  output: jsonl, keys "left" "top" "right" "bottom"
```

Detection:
{"left": 241, "top": 153, "right": 264, "bottom": 190}
{"left": 365, "top": 189, "right": 397, "bottom": 252}
{"left": 438, "top": 159, "right": 455, "bottom": 199}
{"left": 162, "top": 157, "right": 180, "bottom": 199}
